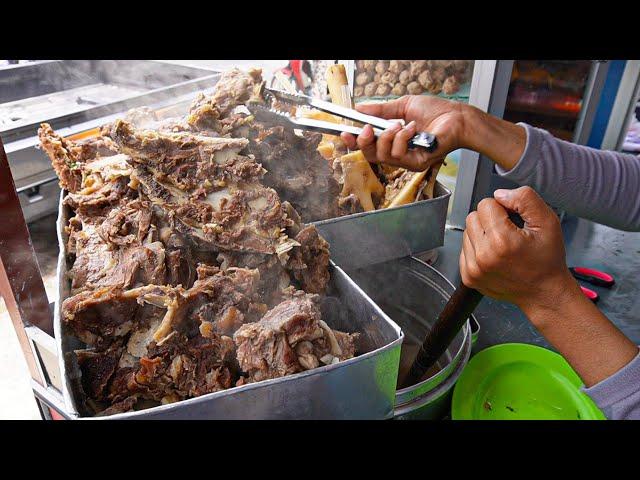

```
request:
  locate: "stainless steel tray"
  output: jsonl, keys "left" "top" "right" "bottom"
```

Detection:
{"left": 313, "top": 182, "right": 451, "bottom": 271}
{"left": 54, "top": 193, "right": 403, "bottom": 419}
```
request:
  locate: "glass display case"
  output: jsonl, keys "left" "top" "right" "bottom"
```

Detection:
{"left": 352, "top": 60, "right": 474, "bottom": 103}
{"left": 346, "top": 60, "right": 477, "bottom": 220}
{"left": 503, "top": 60, "right": 594, "bottom": 142}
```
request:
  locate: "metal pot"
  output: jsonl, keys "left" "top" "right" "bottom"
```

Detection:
{"left": 347, "top": 256, "right": 478, "bottom": 420}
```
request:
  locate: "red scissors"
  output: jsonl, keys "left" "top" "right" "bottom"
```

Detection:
{"left": 569, "top": 267, "right": 615, "bottom": 303}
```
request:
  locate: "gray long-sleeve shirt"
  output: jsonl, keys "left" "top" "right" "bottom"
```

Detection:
{"left": 496, "top": 123, "right": 640, "bottom": 231}
{"left": 495, "top": 123, "right": 640, "bottom": 420}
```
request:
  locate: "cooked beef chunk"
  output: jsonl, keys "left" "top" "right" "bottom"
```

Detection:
{"left": 38, "top": 123, "right": 120, "bottom": 193}
{"left": 38, "top": 124, "right": 83, "bottom": 193}
{"left": 62, "top": 285, "right": 173, "bottom": 346}
{"left": 109, "top": 120, "right": 293, "bottom": 255}
{"left": 75, "top": 342, "right": 123, "bottom": 400}
{"left": 107, "top": 332, "right": 235, "bottom": 405}
{"left": 95, "top": 395, "right": 139, "bottom": 416}
{"left": 68, "top": 228, "right": 166, "bottom": 294}
{"left": 234, "top": 291, "right": 358, "bottom": 383}
{"left": 188, "top": 67, "right": 264, "bottom": 129}
{"left": 286, "top": 226, "right": 330, "bottom": 294}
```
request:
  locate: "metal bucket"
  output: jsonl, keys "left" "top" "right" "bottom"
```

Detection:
{"left": 347, "top": 256, "right": 477, "bottom": 420}
{"left": 314, "top": 182, "right": 451, "bottom": 271}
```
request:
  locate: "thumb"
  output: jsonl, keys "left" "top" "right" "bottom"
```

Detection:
{"left": 356, "top": 96, "right": 408, "bottom": 120}
{"left": 493, "top": 186, "right": 553, "bottom": 228}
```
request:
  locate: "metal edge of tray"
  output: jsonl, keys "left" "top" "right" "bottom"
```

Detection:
{"left": 55, "top": 192, "right": 404, "bottom": 420}
{"left": 391, "top": 256, "right": 472, "bottom": 407}
{"left": 2, "top": 70, "right": 221, "bottom": 143}
{"left": 54, "top": 192, "right": 79, "bottom": 417}
{"left": 313, "top": 181, "right": 452, "bottom": 271}
{"left": 393, "top": 327, "right": 472, "bottom": 419}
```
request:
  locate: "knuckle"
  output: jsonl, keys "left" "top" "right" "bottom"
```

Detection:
{"left": 415, "top": 156, "right": 431, "bottom": 171}
{"left": 489, "top": 231, "right": 510, "bottom": 257}
{"left": 519, "top": 186, "right": 536, "bottom": 198}
{"left": 477, "top": 198, "right": 492, "bottom": 210}
{"left": 465, "top": 211, "right": 478, "bottom": 228}
{"left": 461, "top": 273, "right": 474, "bottom": 288}
{"left": 467, "top": 262, "right": 482, "bottom": 281}
{"left": 474, "top": 253, "right": 490, "bottom": 272}
{"left": 460, "top": 268, "right": 476, "bottom": 288}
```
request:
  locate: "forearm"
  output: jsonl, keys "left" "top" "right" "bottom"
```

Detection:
{"left": 459, "top": 105, "right": 640, "bottom": 231}
{"left": 461, "top": 105, "right": 526, "bottom": 172}
{"left": 521, "top": 275, "right": 639, "bottom": 387}
{"left": 496, "top": 123, "right": 640, "bottom": 231}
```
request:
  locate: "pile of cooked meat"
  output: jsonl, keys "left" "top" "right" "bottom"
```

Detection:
{"left": 39, "top": 68, "right": 360, "bottom": 416}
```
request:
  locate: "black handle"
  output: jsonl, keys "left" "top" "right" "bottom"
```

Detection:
{"left": 401, "top": 210, "right": 525, "bottom": 388}
{"left": 402, "top": 285, "right": 483, "bottom": 388}
{"left": 408, "top": 132, "right": 438, "bottom": 153}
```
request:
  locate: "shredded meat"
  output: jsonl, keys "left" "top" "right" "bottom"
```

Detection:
{"left": 41, "top": 67, "right": 358, "bottom": 417}
{"left": 234, "top": 291, "right": 358, "bottom": 383}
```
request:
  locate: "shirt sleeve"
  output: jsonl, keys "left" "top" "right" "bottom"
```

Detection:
{"left": 495, "top": 123, "right": 640, "bottom": 232}
{"left": 582, "top": 349, "right": 640, "bottom": 420}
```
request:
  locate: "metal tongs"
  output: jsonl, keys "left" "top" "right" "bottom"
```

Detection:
{"left": 250, "top": 87, "right": 438, "bottom": 153}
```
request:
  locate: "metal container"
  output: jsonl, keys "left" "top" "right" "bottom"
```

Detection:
{"left": 347, "top": 256, "right": 477, "bottom": 420}
{"left": 313, "top": 182, "right": 451, "bottom": 271}
{"left": 49, "top": 194, "right": 403, "bottom": 420}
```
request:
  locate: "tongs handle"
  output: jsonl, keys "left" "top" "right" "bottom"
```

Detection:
{"left": 264, "top": 87, "right": 439, "bottom": 152}
{"left": 293, "top": 117, "right": 438, "bottom": 153}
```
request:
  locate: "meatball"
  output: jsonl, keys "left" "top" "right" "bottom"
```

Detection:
{"left": 453, "top": 60, "right": 470, "bottom": 73}
{"left": 356, "top": 71, "right": 373, "bottom": 86}
{"left": 375, "top": 61, "right": 389, "bottom": 74}
{"left": 399, "top": 70, "right": 411, "bottom": 86}
{"left": 381, "top": 71, "right": 398, "bottom": 86}
{"left": 431, "top": 66, "right": 447, "bottom": 83}
{"left": 418, "top": 70, "right": 434, "bottom": 89}
{"left": 389, "top": 60, "right": 408, "bottom": 74}
{"left": 364, "top": 82, "right": 378, "bottom": 97}
{"left": 363, "top": 60, "right": 376, "bottom": 71}
{"left": 442, "top": 76, "right": 460, "bottom": 95}
{"left": 391, "top": 83, "right": 406, "bottom": 96}
{"left": 410, "top": 60, "right": 428, "bottom": 78}
{"left": 427, "top": 80, "right": 443, "bottom": 95}
{"left": 375, "top": 84, "right": 391, "bottom": 96}
{"left": 406, "top": 81, "right": 423, "bottom": 95}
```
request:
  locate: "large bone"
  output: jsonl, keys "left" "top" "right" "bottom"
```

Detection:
{"left": 338, "top": 151, "right": 384, "bottom": 211}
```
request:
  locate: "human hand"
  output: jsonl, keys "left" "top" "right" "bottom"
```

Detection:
{"left": 459, "top": 186, "right": 579, "bottom": 317}
{"left": 340, "top": 95, "right": 468, "bottom": 171}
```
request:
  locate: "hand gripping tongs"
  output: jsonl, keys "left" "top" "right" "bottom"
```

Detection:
{"left": 249, "top": 87, "right": 438, "bottom": 153}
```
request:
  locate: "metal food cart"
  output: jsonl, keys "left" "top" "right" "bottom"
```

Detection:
{"left": 0, "top": 59, "right": 618, "bottom": 419}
